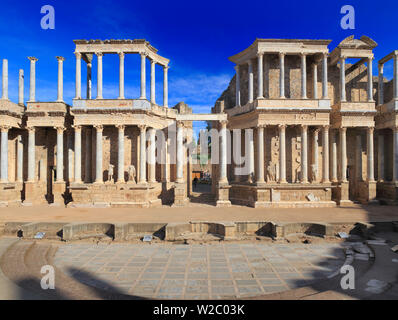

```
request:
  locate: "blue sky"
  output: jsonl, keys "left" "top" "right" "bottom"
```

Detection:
{"left": 0, "top": 0, "right": 397, "bottom": 133}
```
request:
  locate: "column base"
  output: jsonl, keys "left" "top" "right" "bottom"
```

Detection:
{"left": 24, "top": 181, "right": 48, "bottom": 205}
{"left": 173, "top": 182, "right": 188, "bottom": 207}
{"left": 216, "top": 183, "right": 231, "bottom": 207}
{"left": 53, "top": 181, "right": 66, "bottom": 206}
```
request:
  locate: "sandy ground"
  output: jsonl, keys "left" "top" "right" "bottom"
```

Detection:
{"left": 0, "top": 204, "right": 398, "bottom": 223}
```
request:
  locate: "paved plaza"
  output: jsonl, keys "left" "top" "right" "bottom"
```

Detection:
{"left": 53, "top": 243, "right": 347, "bottom": 299}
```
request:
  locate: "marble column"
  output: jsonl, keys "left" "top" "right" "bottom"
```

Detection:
{"left": 17, "top": 135, "right": 23, "bottom": 182}
{"left": 340, "top": 127, "right": 347, "bottom": 182}
{"left": 394, "top": 56, "right": 398, "bottom": 100}
{"left": 27, "top": 127, "right": 35, "bottom": 182}
{"left": 256, "top": 125, "right": 265, "bottom": 183}
{"left": 312, "top": 128, "right": 319, "bottom": 182}
{"left": 150, "top": 60, "right": 156, "bottom": 104}
{"left": 340, "top": 57, "right": 346, "bottom": 102}
{"left": 28, "top": 57, "right": 38, "bottom": 102}
{"left": 300, "top": 53, "right": 307, "bottom": 99}
{"left": 301, "top": 125, "right": 308, "bottom": 183}
{"left": 367, "top": 127, "right": 375, "bottom": 181}
{"left": 331, "top": 131, "right": 338, "bottom": 182}
{"left": 0, "top": 126, "right": 9, "bottom": 182}
{"left": 322, "top": 53, "right": 328, "bottom": 99}
{"left": 393, "top": 127, "right": 398, "bottom": 182}
{"left": 96, "top": 53, "right": 103, "bottom": 99}
{"left": 75, "top": 53, "right": 81, "bottom": 99}
{"left": 248, "top": 60, "right": 253, "bottom": 103}
{"left": 219, "top": 120, "right": 228, "bottom": 183}
{"left": 139, "top": 125, "right": 147, "bottom": 183}
{"left": 322, "top": 125, "right": 330, "bottom": 183}
{"left": 279, "top": 125, "right": 286, "bottom": 183}
{"left": 87, "top": 62, "right": 92, "bottom": 99}
{"left": 356, "top": 135, "right": 363, "bottom": 181}
{"left": 162, "top": 128, "right": 169, "bottom": 182}
{"left": 279, "top": 53, "right": 285, "bottom": 98}
{"left": 163, "top": 66, "right": 168, "bottom": 107}
{"left": 176, "top": 122, "right": 184, "bottom": 183}
{"left": 235, "top": 65, "right": 241, "bottom": 106}
{"left": 378, "top": 134, "right": 384, "bottom": 181}
{"left": 118, "top": 52, "right": 125, "bottom": 99}
{"left": 367, "top": 57, "right": 374, "bottom": 102}
{"left": 257, "top": 53, "right": 264, "bottom": 99}
{"left": 140, "top": 53, "right": 146, "bottom": 99}
{"left": 85, "top": 128, "right": 91, "bottom": 183}
{"left": 94, "top": 125, "right": 103, "bottom": 183}
{"left": 247, "top": 129, "right": 254, "bottom": 183}
{"left": 56, "top": 56, "right": 65, "bottom": 102}
{"left": 378, "top": 63, "right": 384, "bottom": 105}
{"left": 117, "top": 125, "right": 125, "bottom": 183}
{"left": 74, "top": 126, "right": 82, "bottom": 183}
{"left": 312, "top": 63, "right": 318, "bottom": 99}
{"left": 2, "top": 59, "right": 8, "bottom": 100}
{"left": 149, "top": 128, "right": 156, "bottom": 183}
{"left": 18, "top": 69, "right": 24, "bottom": 105}
{"left": 55, "top": 127, "right": 64, "bottom": 182}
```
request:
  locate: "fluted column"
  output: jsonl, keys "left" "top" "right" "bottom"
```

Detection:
{"left": 149, "top": 128, "right": 156, "bottom": 183}
{"left": 75, "top": 53, "right": 81, "bottom": 99}
{"left": 256, "top": 125, "right": 265, "bottom": 183}
{"left": 279, "top": 125, "right": 286, "bottom": 183}
{"left": 94, "top": 125, "right": 103, "bottom": 183}
{"left": 378, "top": 134, "right": 384, "bottom": 182}
{"left": 367, "top": 57, "right": 374, "bottom": 102}
{"left": 322, "top": 53, "right": 328, "bottom": 99}
{"left": 257, "top": 53, "right": 264, "bottom": 99}
{"left": 331, "top": 131, "right": 338, "bottom": 182}
{"left": 176, "top": 122, "right": 184, "bottom": 183}
{"left": 56, "top": 56, "right": 65, "bottom": 102}
{"left": 117, "top": 125, "right": 125, "bottom": 183}
{"left": 312, "top": 63, "right": 318, "bottom": 99}
{"left": 96, "top": 53, "right": 103, "bottom": 99}
{"left": 367, "top": 127, "right": 375, "bottom": 181}
{"left": 340, "top": 127, "right": 347, "bottom": 182}
{"left": 150, "top": 60, "right": 156, "bottom": 103}
{"left": 84, "top": 128, "right": 91, "bottom": 183}
{"left": 162, "top": 128, "right": 169, "bottom": 182}
{"left": 246, "top": 129, "right": 254, "bottom": 183}
{"left": 279, "top": 53, "right": 285, "bottom": 98}
{"left": 322, "top": 125, "right": 330, "bottom": 183}
{"left": 163, "top": 65, "right": 168, "bottom": 107}
{"left": 55, "top": 127, "right": 64, "bottom": 182}
{"left": 312, "top": 128, "right": 319, "bottom": 182}
{"left": 74, "top": 126, "right": 82, "bottom": 183}
{"left": 248, "top": 60, "right": 253, "bottom": 103}
{"left": 0, "top": 126, "right": 9, "bottom": 182}
{"left": 17, "top": 135, "right": 23, "bottom": 182}
{"left": 87, "top": 62, "right": 92, "bottom": 99}
{"left": 118, "top": 52, "right": 125, "bottom": 99}
{"left": 340, "top": 57, "right": 346, "bottom": 102}
{"left": 394, "top": 56, "right": 398, "bottom": 100}
{"left": 27, "top": 127, "right": 35, "bottom": 182}
{"left": 235, "top": 65, "right": 241, "bottom": 106}
{"left": 28, "top": 57, "right": 38, "bottom": 102}
{"left": 219, "top": 120, "right": 228, "bottom": 183}
{"left": 378, "top": 63, "right": 384, "bottom": 105}
{"left": 140, "top": 53, "right": 146, "bottom": 99}
{"left": 300, "top": 53, "right": 307, "bottom": 99}
{"left": 18, "top": 69, "right": 24, "bottom": 105}
{"left": 301, "top": 125, "right": 308, "bottom": 183}
{"left": 2, "top": 59, "right": 8, "bottom": 100}
{"left": 138, "top": 125, "right": 147, "bottom": 183}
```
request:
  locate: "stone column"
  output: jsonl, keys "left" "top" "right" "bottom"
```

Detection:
{"left": 27, "top": 127, "right": 35, "bottom": 182}
{"left": 94, "top": 125, "right": 103, "bottom": 183}
{"left": 150, "top": 60, "right": 156, "bottom": 104}
{"left": 367, "top": 127, "right": 375, "bottom": 181}
{"left": 163, "top": 66, "right": 168, "bottom": 107}
{"left": 28, "top": 57, "right": 38, "bottom": 102}
{"left": 117, "top": 125, "right": 125, "bottom": 183}
{"left": 378, "top": 133, "right": 384, "bottom": 181}
{"left": 331, "top": 131, "right": 338, "bottom": 182}
{"left": 162, "top": 128, "right": 169, "bottom": 182}
{"left": 356, "top": 135, "right": 362, "bottom": 181}
{"left": 322, "top": 53, "right": 328, "bottom": 99}
{"left": 75, "top": 53, "right": 81, "bottom": 99}
{"left": 235, "top": 65, "right": 241, "bottom": 106}
{"left": 393, "top": 127, "right": 398, "bottom": 182}
{"left": 322, "top": 125, "right": 330, "bottom": 183}
{"left": 247, "top": 129, "right": 254, "bottom": 183}
{"left": 17, "top": 135, "right": 23, "bottom": 182}
{"left": 340, "top": 57, "right": 346, "bottom": 102}
{"left": 257, "top": 53, "right": 264, "bottom": 99}
{"left": 55, "top": 127, "right": 64, "bottom": 182}
{"left": 176, "top": 122, "right": 184, "bottom": 183}
{"left": 367, "top": 57, "right": 374, "bottom": 102}
{"left": 118, "top": 52, "right": 125, "bottom": 99}
{"left": 0, "top": 126, "right": 9, "bottom": 182}
{"left": 312, "top": 128, "right": 319, "bottom": 182}
{"left": 2, "top": 59, "right": 8, "bottom": 100}
{"left": 85, "top": 128, "right": 91, "bottom": 183}
{"left": 138, "top": 125, "right": 147, "bottom": 183}
{"left": 279, "top": 125, "right": 287, "bottom": 183}
{"left": 301, "top": 125, "right": 308, "bottom": 183}
{"left": 378, "top": 63, "right": 384, "bottom": 105}
{"left": 219, "top": 120, "right": 228, "bottom": 184}
{"left": 87, "top": 62, "right": 92, "bottom": 99}
{"left": 74, "top": 126, "right": 82, "bottom": 183}
{"left": 340, "top": 127, "right": 347, "bottom": 182}
{"left": 394, "top": 56, "right": 398, "bottom": 100}
{"left": 312, "top": 63, "right": 318, "bottom": 99}
{"left": 96, "top": 53, "right": 103, "bottom": 99}
{"left": 56, "top": 56, "right": 65, "bottom": 102}
{"left": 248, "top": 60, "right": 253, "bottom": 103}
{"left": 300, "top": 53, "right": 307, "bottom": 99}
{"left": 140, "top": 53, "right": 146, "bottom": 99}
{"left": 18, "top": 69, "right": 24, "bottom": 105}
{"left": 279, "top": 53, "right": 285, "bottom": 98}
{"left": 149, "top": 128, "right": 156, "bottom": 183}
{"left": 256, "top": 125, "right": 265, "bottom": 183}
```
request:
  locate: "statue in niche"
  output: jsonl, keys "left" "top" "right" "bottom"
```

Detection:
{"left": 310, "top": 164, "right": 318, "bottom": 183}
{"left": 108, "top": 164, "right": 114, "bottom": 183}
{"left": 128, "top": 165, "right": 136, "bottom": 183}
{"left": 266, "top": 161, "right": 276, "bottom": 182}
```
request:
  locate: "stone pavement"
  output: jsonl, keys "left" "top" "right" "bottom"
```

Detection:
{"left": 54, "top": 243, "right": 347, "bottom": 299}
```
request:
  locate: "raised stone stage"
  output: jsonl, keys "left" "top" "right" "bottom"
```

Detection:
{"left": 0, "top": 182, "right": 22, "bottom": 207}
